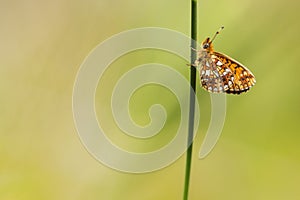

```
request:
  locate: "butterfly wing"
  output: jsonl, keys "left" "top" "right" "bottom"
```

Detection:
{"left": 198, "top": 52, "right": 227, "bottom": 93}
{"left": 211, "top": 51, "right": 256, "bottom": 94}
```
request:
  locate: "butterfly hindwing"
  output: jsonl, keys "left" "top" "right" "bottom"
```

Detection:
{"left": 199, "top": 57, "right": 225, "bottom": 93}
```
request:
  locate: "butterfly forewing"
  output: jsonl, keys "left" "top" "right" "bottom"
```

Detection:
{"left": 212, "top": 52, "right": 256, "bottom": 94}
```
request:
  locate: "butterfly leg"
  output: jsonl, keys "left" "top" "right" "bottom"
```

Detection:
{"left": 186, "top": 63, "right": 197, "bottom": 68}
{"left": 187, "top": 47, "right": 199, "bottom": 68}
{"left": 190, "top": 46, "right": 198, "bottom": 52}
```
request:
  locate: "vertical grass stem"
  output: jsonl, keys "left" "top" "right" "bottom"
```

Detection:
{"left": 183, "top": 0, "right": 197, "bottom": 199}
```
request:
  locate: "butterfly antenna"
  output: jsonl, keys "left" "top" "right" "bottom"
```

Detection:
{"left": 211, "top": 26, "right": 224, "bottom": 43}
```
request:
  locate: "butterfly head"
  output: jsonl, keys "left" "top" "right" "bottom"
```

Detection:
{"left": 202, "top": 37, "right": 214, "bottom": 51}
{"left": 202, "top": 26, "right": 224, "bottom": 52}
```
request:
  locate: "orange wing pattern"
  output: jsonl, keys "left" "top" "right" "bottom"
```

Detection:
{"left": 210, "top": 52, "right": 256, "bottom": 94}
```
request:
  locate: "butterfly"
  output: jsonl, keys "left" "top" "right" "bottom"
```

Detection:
{"left": 192, "top": 26, "right": 256, "bottom": 94}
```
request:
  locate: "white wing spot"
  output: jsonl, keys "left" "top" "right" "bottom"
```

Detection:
{"left": 216, "top": 60, "right": 223, "bottom": 66}
{"left": 213, "top": 70, "right": 219, "bottom": 77}
{"left": 206, "top": 61, "right": 210, "bottom": 67}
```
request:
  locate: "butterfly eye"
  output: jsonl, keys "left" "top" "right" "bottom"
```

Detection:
{"left": 203, "top": 43, "right": 209, "bottom": 49}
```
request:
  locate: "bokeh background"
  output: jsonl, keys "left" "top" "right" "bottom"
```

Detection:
{"left": 1, "top": 0, "right": 300, "bottom": 199}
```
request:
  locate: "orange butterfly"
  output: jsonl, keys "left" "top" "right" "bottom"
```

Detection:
{"left": 193, "top": 27, "right": 256, "bottom": 94}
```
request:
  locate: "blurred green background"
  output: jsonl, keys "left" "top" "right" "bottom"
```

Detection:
{"left": 1, "top": 0, "right": 300, "bottom": 199}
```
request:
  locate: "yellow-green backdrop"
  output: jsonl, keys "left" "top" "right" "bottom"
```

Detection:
{"left": 1, "top": 0, "right": 300, "bottom": 199}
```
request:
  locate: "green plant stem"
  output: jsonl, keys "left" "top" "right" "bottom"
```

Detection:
{"left": 183, "top": 0, "right": 197, "bottom": 200}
